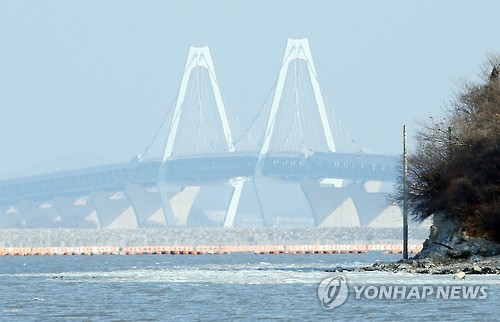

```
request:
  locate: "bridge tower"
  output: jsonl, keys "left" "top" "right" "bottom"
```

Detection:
{"left": 138, "top": 45, "right": 242, "bottom": 227}
{"left": 259, "top": 38, "right": 337, "bottom": 157}
{"left": 162, "top": 46, "right": 235, "bottom": 160}
{"left": 234, "top": 38, "right": 400, "bottom": 228}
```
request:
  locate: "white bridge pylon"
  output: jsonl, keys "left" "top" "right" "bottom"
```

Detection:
{"left": 259, "top": 38, "right": 337, "bottom": 157}
{"left": 226, "top": 38, "right": 345, "bottom": 227}
{"left": 159, "top": 46, "right": 239, "bottom": 227}
{"left": 163, "top": 46, "right": 235, "bottom": 161}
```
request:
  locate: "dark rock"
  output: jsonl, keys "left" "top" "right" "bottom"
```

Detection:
{"left": 358, "top": 252, "right": 499, "bottom": 275}
{"left": 397, "top": 264, "right": 410, "bottom": 270}
{"left": 468, "top": 254, "right": 484, "bottom": 262}
{"left": 447, "top": 249, "right": 472, "bottom": 259}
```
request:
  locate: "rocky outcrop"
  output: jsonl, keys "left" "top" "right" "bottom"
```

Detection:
{"left": 415, "top": 214, "right": 500, "bottom": 261}
{"left": 360, "top": 254, "right": 500, "bottom": 275}
{"left": 360, "top": 213, "right": 500, "bottom": 274}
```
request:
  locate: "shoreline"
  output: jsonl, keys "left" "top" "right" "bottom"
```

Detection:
{"left": 354, "top": 255, "right": 500, "bottom": 275}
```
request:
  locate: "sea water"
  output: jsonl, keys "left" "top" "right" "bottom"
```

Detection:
{"left": 0, "top": 253, "right": 498, "bottom": 321}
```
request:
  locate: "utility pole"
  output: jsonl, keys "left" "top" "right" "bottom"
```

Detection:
{"left": 403, "top": 125, "right": 409, "bottom": 260}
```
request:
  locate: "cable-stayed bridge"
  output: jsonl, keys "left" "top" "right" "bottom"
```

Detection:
{"left": 0, "top": 38, "right": 401, "bottom": 229}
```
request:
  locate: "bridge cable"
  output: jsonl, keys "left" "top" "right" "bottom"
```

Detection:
{"left": 294, "top": 56, "right": 307, "bottom": 153}
{"left": 303, "top": 58, "right": 359, "bottom": 153}
{"left": 140, "top": 98, "right": 176, "bottom": 161}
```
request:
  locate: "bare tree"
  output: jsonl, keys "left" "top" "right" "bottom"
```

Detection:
{"left": 396, "top": 55, "right": 500, "bottom": 241}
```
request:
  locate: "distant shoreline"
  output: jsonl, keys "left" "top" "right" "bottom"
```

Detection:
{"left": 0, "top": 227, "right": 428, "bottom": 248}
{"left": 0, "top": 243, "right": 422, "bottom": 256}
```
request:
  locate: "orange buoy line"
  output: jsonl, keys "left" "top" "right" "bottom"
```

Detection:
{"left": 0, "top": 244, "right": 423, "bottom": 256}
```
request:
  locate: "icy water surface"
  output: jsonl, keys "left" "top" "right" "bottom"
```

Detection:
{"left": 0, "top": 253, "right": 498, "bottom": 321}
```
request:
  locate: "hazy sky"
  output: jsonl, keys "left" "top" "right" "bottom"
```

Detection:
{"left": 0, "top": 1, "right": 499, "bottom": 178}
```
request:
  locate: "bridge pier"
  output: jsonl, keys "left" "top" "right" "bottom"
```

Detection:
{"left": 347, "top": 181, "right": 402, "bottom": 227}
{"left": 125, "top": 183, "right": 167, "bottom": 227}
{"left": 300, "top": 178, "right": 360, "bottom": 227}
{"left": 253, "top": 176, "right": 315, "bottom": 227}
{"left": 223, "top": 179, "right": 245, "bottom": 227}
{"left": 186, "top": 185, "right": 236, "bottom": 227}
{"left": 157, "top": 183, "right": 200, "bottom": 226}
{"left": 366, "top": 203, "right": 403, "bottom": 227}
{"left": 53, "top": 196, "right": 100, "bottom": 228}
{"left": 0, "top": 205, "right": 25, "bottom": 228}
{"left": 18, "top": 199, "right": 62, "bottom": 228}
{"left": 89, "top": 191, "right": 138, "bottom": 228}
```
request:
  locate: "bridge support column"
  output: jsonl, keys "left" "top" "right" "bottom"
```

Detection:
{"left": 125, "top": 183, "right": 167, "bottom": 227}
{"left": 158, "top": 182, "right": 200, "bottom": 226}
{"left": 223, "top": 179, "right": 245, "bottom": 227}
{"left": 0, "top": 205, "right": 25, "bottom": 228}
{"left": 18, "top": 199, "right": 62, "bottom": 228}
{"left": 253, "top": 176, "right": 314, "bottom": 226}
{"left": 300, "top": 178, "right": 360, "bottom": 227}
{"left": 348, "top": 182, "right": 402, "bottom": 227}
{"left": 89, "top": 191, "right": 138, "bottom": 228}
{"left": 53, "top": 196, "right": 100, "bottom": 228}
{"left": 185, "top": 185, "right": 234, "bottom": 226}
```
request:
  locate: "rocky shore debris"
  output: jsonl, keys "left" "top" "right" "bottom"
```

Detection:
{"left": 358, "top": 218, "right": 500, "bottom": 275}
{"left": 358, "top": 254, "right": 499, "bottom": 275}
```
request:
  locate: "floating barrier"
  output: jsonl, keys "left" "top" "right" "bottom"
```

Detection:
{"left": 0, "top": 244, "right": 423, "bottom": 256}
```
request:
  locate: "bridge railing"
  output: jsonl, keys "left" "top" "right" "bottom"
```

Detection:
{"left": 0, "top": 163, "right": 132, "bottom": 203}
{"left": 163, "top": 154, "right": 258, "bottom": 182}
{"left": 261, "top": 153, "right": 398, "bottom": 181}
{"left": 0, "top": 152, "right": 399, "bottom": 205}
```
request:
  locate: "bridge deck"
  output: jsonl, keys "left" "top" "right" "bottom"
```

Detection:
{"left": 0, "top": 152, "right": 398, "bottom": 204}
